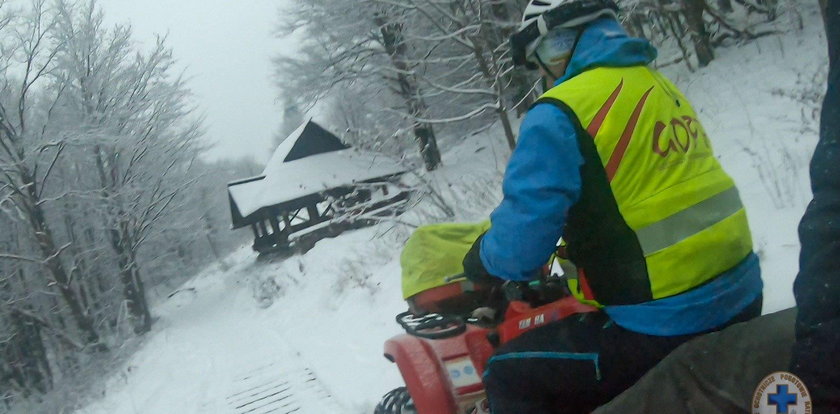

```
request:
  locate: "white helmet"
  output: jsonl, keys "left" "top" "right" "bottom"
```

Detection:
{"left": 511, "top": 0, "right": 620, "bottom": 68}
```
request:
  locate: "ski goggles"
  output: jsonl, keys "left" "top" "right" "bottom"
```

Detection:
{"left": 530, "top": 28, "right": 580, "bottom": 66}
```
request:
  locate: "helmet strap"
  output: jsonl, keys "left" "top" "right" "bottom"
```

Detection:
{"left": 535, "top": 53, "right": 561, "bottom": 85}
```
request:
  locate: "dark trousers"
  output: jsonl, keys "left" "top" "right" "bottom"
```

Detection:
{"left": 482, "top": 296, "right": 763, "bottom": 414}
{"left": 593, "top": 308, "right": 797, "bottom": 414}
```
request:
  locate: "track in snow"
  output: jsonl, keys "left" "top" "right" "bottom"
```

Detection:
{"left": 219, "top": 361, "right": 339, "bottom": 414}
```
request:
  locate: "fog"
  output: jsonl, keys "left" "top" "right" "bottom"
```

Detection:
{"left": 98, "top": 0, "right": 294, "bottom": 162}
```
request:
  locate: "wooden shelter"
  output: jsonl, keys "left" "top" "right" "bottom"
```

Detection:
{"left": 228, "top": 119, "right": 411, "bottom": 254}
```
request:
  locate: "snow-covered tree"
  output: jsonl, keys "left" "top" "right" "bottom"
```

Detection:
{"left": 0, "top": 0, "right": 224, "bottom": 403}
{"left": 54, "top": 0, "right": 202, "bottom": 334}
{"left": 0, "top": 0, "right": 105, "bottom": 352}
{"left": 619, "top": 0, "right": 783, "bottom": 69}
{"left": 274, "top": 0, "right": 442, "bottom": 170}
{"left": 373, "top": 0, "right": 525, "bottom": 149}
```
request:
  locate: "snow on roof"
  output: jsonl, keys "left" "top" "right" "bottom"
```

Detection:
{"left": 262, "top": 118, "right": 310, "bottom": 172}
{"left": 230, "top": 148, "right": 407, "bottom": 218}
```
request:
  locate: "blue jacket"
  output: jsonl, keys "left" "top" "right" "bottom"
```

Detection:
{"left": 480, "top": 18, "right": 763, "bottom": 336}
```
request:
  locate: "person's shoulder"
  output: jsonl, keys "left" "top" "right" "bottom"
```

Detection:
{"left": 518, "top": 103, "right": 580, "bottom": 145}
{"left": 525, "top": 101, "right": 573, "bottom": 126}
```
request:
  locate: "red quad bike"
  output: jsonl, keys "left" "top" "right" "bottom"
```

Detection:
{"left": 375, "top": 272, "right": 597, "bottom": 414}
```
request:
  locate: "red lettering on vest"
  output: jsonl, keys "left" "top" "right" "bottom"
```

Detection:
{"left": 652, "top": 115, "right": 708, "bottom": 158}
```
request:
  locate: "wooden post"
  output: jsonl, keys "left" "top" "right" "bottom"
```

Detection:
{"left": 682, "top": 0, "right": 714, "bottom": 67}
{"left": 307, "top": 204, "right": 320, "bottom": 221}
{"left": 269, "top": 216, "right": 282, "bottom": 235}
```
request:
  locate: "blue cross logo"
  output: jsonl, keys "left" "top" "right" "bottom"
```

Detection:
{"left": 768, "top": 384, "right": 797, "bottom": 414}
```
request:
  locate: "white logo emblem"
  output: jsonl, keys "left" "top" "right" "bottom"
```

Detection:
{"left": 752, "top": 371, "right": 811, "bottom": 414}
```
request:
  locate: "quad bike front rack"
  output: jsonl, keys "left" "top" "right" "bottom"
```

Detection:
{"left": 395, "top": 311, "right": 468, "bottom": 340}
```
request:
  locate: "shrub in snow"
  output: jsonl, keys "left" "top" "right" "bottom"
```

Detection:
{"left": 251, "top": 276, "right": 284, "bottom": 309}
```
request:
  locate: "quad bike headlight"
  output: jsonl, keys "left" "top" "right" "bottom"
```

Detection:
{"left": 445, "top": 357, "right": 482, "bottom": 390}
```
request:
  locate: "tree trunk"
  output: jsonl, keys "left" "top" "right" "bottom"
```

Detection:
{"left": 94, "top": 146, "right": 152, "bottom": 335}
{"left": 468, "top": 34, "right": 518, "bottom": 149}
{"left": 498, "top": 110, "right": 517, "bottom": 148}
{"left": 682, "top": 0, "right": 715, "bottom": 67}
{"left": 755, "top": 0, "right": 778, "bottom": 20}
{"left": 375, "top": 13, "right": 442, "bottom": 171}
{"left": 203, "top": 215, "right": 229, "bottom": 271}
{"left": 20, "top": 170, "right": 105, "bottom": 352}
{"left": 62, "top": 207, "right": 93, "bottom": 311}
{"left": 32, "top": 215, "right": 104, "bottom": 351}
{"left": 109, "top": 222, "right": 152, "bottom": 335}
{"left": 626, "top": 13, "right": 648, "bottom": 39}
{"left": 412, "top": 119, "right": 441, "bottom": 171}
{"left": 489, "top": 1, "right": 536, "bottom": 118}
{"left": 7, "top": 310, "right": 52, "bottom": 395}
{"left": 666, "top": 10, "right": 695, "bottom": 72}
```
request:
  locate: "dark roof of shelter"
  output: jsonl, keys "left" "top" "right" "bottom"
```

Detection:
{"left": 281, "top": 120, "right": 349, "bottom": 162}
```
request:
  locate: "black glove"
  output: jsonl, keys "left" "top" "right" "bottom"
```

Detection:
{"left": 462, "top": 234, "right": 502, "bottom": 285}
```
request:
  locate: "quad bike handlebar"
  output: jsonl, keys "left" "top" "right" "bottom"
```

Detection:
{"left": 396, "top": 272, "right": 573, "bottom": 342}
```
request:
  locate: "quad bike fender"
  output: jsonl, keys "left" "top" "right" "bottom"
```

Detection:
{"left": 384, "top": 325, "right": 493, "bottom": 414}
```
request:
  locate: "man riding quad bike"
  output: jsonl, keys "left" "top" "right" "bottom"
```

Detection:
{"left": 381, "top": 0, "right": 765, "bottom": 412}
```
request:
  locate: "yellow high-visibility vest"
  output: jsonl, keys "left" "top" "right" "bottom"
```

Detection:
{"left": 537, "top": 66, "right": 753, "bottom": 306}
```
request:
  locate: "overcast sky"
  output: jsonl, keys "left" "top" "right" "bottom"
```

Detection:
{"left": 98, "top": 0, "right": 294, "bottom": 162}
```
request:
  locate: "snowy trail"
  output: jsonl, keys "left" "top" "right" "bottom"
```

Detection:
{"left": 78, "top": 251, "right": 345, "bottom": 414}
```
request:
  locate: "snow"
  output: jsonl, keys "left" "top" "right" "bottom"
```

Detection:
{"left": 73, "top": 6, "right": 827, "bottom": 414}
{"left": 263, "top": 117, "right": 312, "bottom": 172}
{"left": 77, "top": 231, "right": 410, "bottom": 414}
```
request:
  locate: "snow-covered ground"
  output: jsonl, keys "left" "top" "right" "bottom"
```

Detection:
{"left": 73, "top": 5, "right": 827, "bottom": 414}
{"left": 74, "top": 132, "right": 509, "bottom": 414}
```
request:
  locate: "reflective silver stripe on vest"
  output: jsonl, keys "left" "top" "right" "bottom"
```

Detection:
{"left": 636, "top": 187, "right": 743, "bottom": 255}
